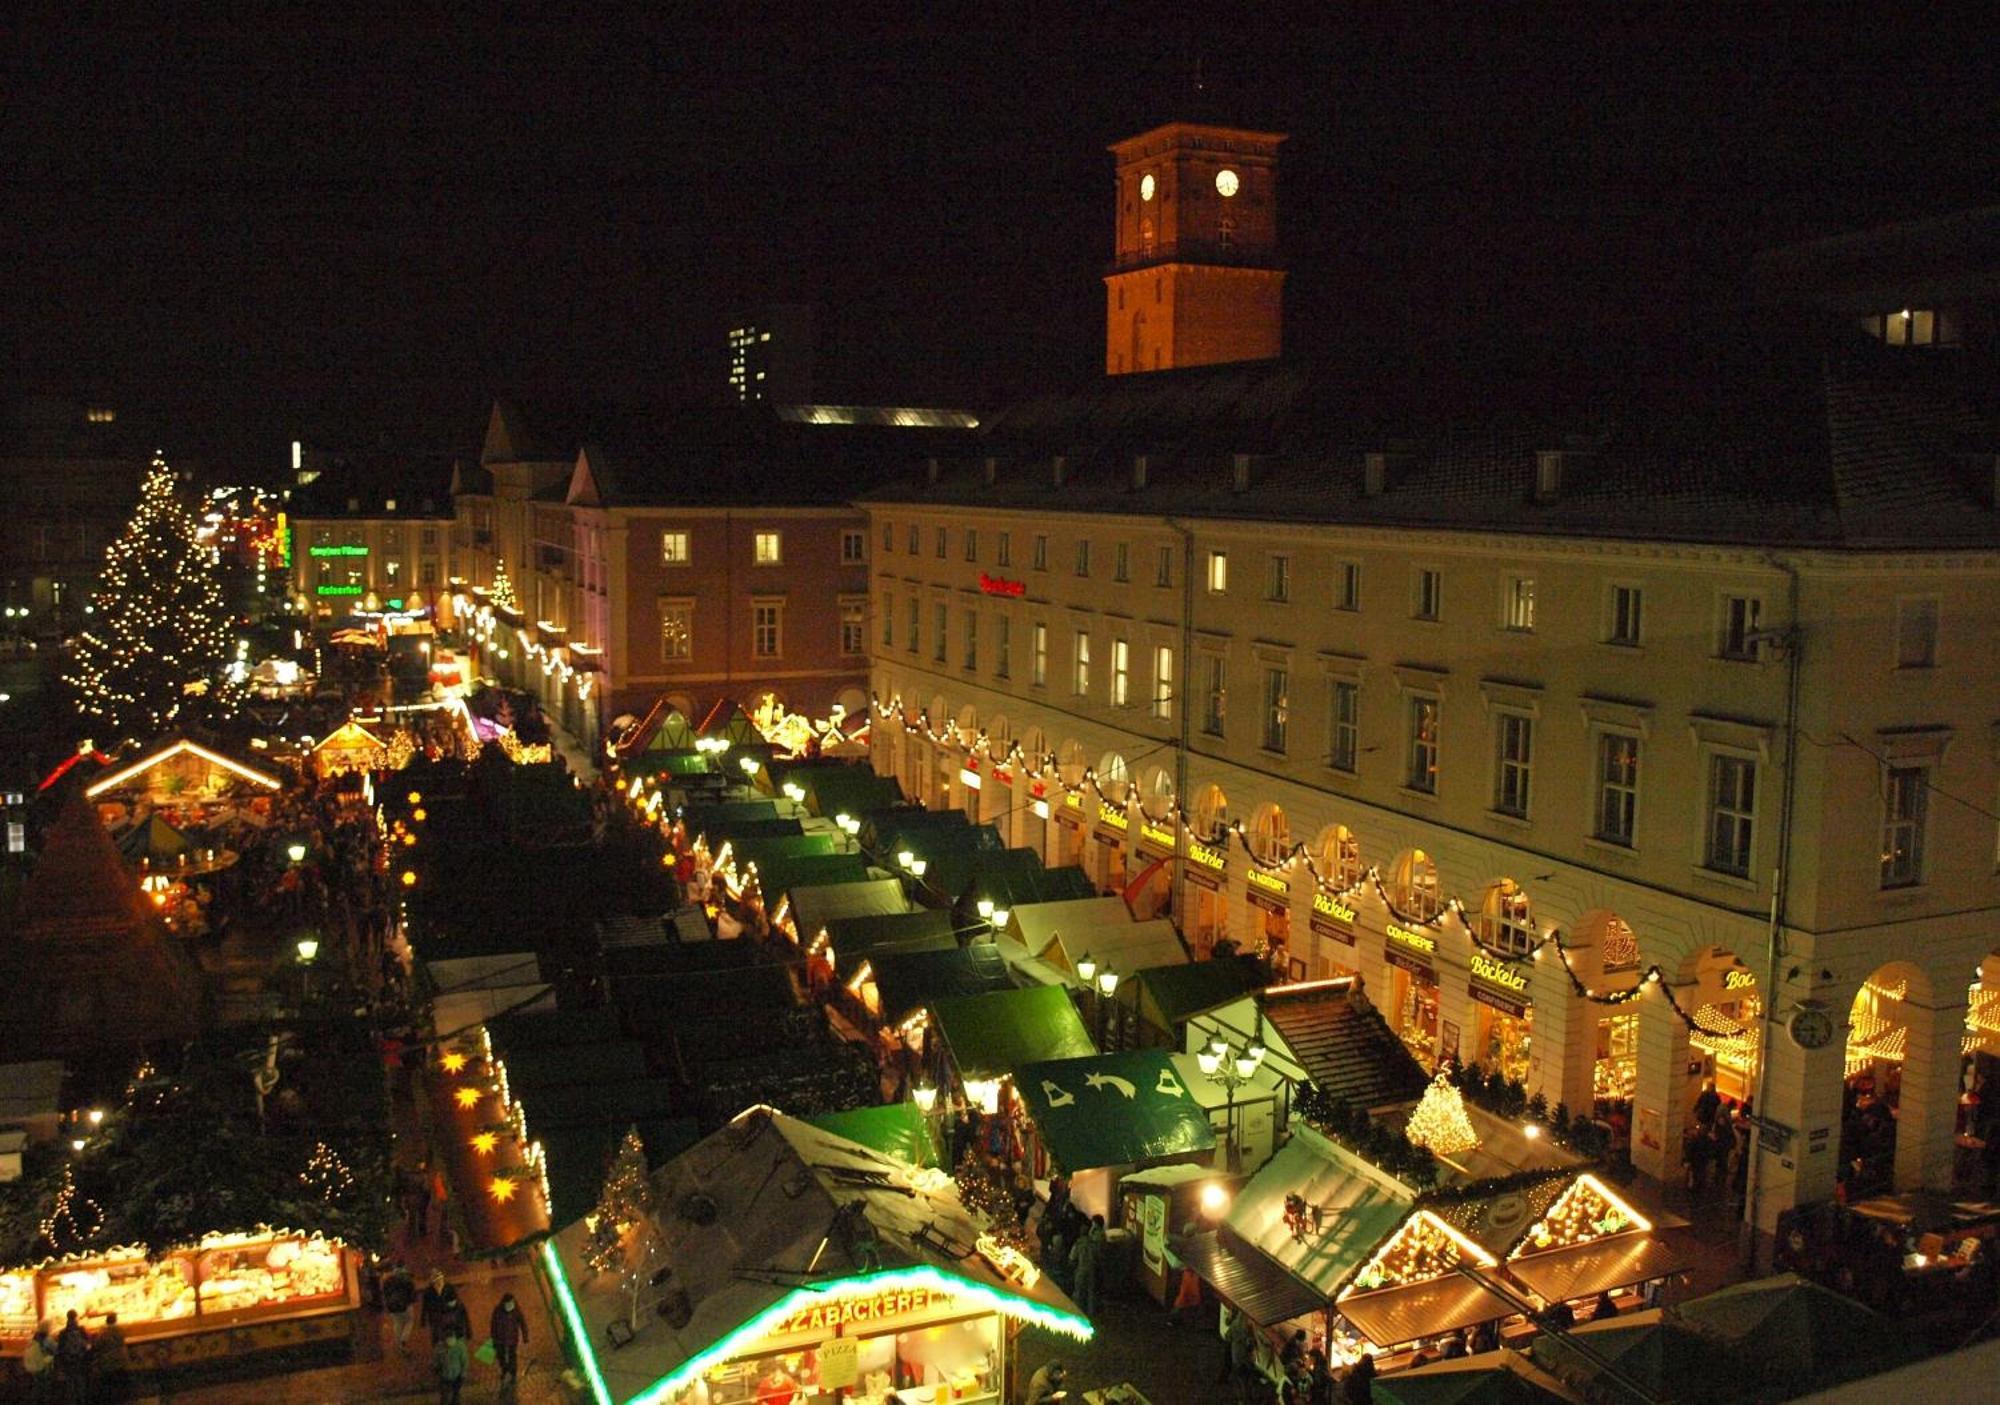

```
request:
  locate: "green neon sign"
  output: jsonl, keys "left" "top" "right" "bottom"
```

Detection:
{"left": 309, "top": 545, "right": 370, "bottom": 557}
{"left": 316, "top": 585, "right": 364, "bottom": 597}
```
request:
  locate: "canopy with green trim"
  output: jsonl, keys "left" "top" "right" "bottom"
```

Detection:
{"left": 1014, "top": 1049, "right": 1217, "bottom": 1172}
{"left": 806, "top": 1101, "right": 942, "bottom": 1169}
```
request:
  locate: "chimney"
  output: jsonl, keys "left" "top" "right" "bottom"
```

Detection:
{"left": 1362, "top": 452, "right": 1409, "bottom": 498}
{"left": 1133, "top": 454, "right": 1150, "bottom": 490}
{"left": 925, "top": 457, "right": 940, "bottom": 487}
{"left": 1231, "top": 454, "right": 1253, "bottom": 494}
{"left": 1534, "top": 451, "right": 1565, "bottom": 502}
{"left": 1052, "top": 455, "right": 1068, "bottom": 488}
{"left": 982, "top": 456, "right": 999, "bottom": 486}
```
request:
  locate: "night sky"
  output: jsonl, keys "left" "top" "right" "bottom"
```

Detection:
{"left": 6, "top": 10, "right": 1995, "bottom": 467}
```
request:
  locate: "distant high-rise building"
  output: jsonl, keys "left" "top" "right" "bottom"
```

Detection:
{"left": 727, "top": 304, "right": 816, "bottom": 404}
{"left": 1104, "top": 122, "right": 1285, "bottom": 375}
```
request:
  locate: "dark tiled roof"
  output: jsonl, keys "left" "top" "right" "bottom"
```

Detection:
{"left": 864, "top": 339, "right": 1999, "bottom": 549}
{"left": 1261, "top": 982, "right": 1429, "bottom": 1111}
{"left": 289, "top": 450, "right": 459, "bottom": 518}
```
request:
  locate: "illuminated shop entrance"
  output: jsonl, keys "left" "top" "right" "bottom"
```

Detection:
{"left": 1469, "top": 951, "right": 1532, "bottom": 1084}
{"left": 1385, "top": 927, "right": 1440, "bottom": 1070}
{"left": 1686, "top": 948, "right": 1761, "bottom": 1108}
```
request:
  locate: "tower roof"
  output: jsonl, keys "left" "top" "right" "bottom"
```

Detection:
{"left": 1108, "top": 121, "right": 1286, "bottom": 159}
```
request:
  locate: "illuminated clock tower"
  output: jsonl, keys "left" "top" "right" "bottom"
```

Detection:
{"left": 1105, "top": 122, "right": 1286, "bottom": 376}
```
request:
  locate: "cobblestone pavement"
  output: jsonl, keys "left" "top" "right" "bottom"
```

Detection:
{"left": 1017, "top": 1285, "right": 1233, "bottom": 1405}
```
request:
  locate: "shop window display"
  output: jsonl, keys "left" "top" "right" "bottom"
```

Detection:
{"left": 1476, "top": 1001, "right": 1532, "bottom": 1085}
{"left": 1595, "top": 1012, "right": 1639, "bottom": 1102}
{"left": 687, "top": 1312, "right": 1000, "bottom": 1405}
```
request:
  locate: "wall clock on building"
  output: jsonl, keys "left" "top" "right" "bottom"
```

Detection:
{"left": 1140, "top": 173, "right": 1156, "bottom": 201}
{"left": 1787, "top": 1002, "right": 1835, "bottom": 1051}
{"left": 1215, "top": 168, "right": 1240, "bottom": 197}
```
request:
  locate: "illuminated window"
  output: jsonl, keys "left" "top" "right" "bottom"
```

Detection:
{"left": 1261, "top": 667, "right": 1289, "bottom": 753}
{"left": 1860, "top": 307, "right": 1957, "bottom": 347}
{"left": 1479, "top": 880, "right": 1535, "bottom": 957}
{"left": 1494, "top": 713, "right": 1533, "bottom": 817}
{"left": 86, "top": 406, "right": 116, "bottom": 423}
{"left": 841, "top": 530, "right": 866, "bottom": 564}
{"left": 1597, "top": 734, "right": 1639, "bottom": 845}
{"left": 753, "top": 602, "right": 783, "bottom": 658}
{"left": 1504, "top": 576, "right": 1535, "bottom": 631}
{"left": 1111, "top": 639, "right": 1130, "bottom": 706}
{"left": 1881, "top": 766, "right": 1928, "bottom": 889}
{"left": 1072, "top": 631, "right": 1091, "bottom": 696}
{"left": 753, "top": 532, "right": 782, "bottom": 565}
{"left": 1152, "top": 645, "right": 1174, "bottom": 720}
{"left": 660, "top": 605, "right": 692, "bottom": 661}
{"left": 1414, "top": 568, "right": 1441, "bottom": 621}
{"left": 1207, "top": 550, "right": 1228, "bottom": 594}
{"left": 1032, "top": 622, "right": 1047, "bottom": 687}
{"left": 1706, "top": 755, "right": 1757, "bottom": 876}
{"left": 1329, "top": 682, "right": 1358, "bottom": 772}
{"left": 1406, "top": 697, "right": 1439, "bottom": 793}
{"left": 841, "top": 601, "right": 865, "bottom": 656}
{"left": 661, "top": 531, "right": 689, "bottom": 565}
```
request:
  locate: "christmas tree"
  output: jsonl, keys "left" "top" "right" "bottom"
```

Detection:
{"left": 581, "top": 1129, "right": 654, "bottom": 1275}
{"left": 489, "top": 558, "right": 519, "bottom": 614}
{"left": 1404, "top": 1070, "right": 1480, "bottom": 1158}
{"left": 66, "top": 453, "right": 241, "bottom": 744}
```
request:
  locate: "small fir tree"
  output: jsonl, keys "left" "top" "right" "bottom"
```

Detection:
{"left": 1405, "top": 1070, "right": 1481, "bottom": 1159}
{"left": 489, "top": 558, "right": 519, "bottom": 614}
{"left": 581, "top": 1129, "right": 653, "bottom": 1275}
{"left": 66, "top": 453, "right": 241, "bottom": 744}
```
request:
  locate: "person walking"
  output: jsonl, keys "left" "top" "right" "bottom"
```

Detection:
{"left": 23, "top": 1323, "right": 56, "bottom": 1402}
{"left": 434, "top": 1328, "right": 469, "bottom": 1405}
{"left": 91, "top": 1313, "right": 128, "bottom": 1403}
{"left": 54, "top": 1310, "right": 92, "bottom": 1404}
{"left": 1067, "top": 1214, "right": 1107, "bottom": 1320}
{"left": 420, "top": 1271, "right": 456, "bottom": 1347}
{"left": 489, "top": 1292, "right": 529, "bottom": 1385}
{"left": 1339, "top": 1352, "right": 1376, "bottom": 1405}
{"left": 382, "top": 1260, "right": 417, "bottom": 1353}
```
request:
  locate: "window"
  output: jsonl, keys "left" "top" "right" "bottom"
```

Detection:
{"left": 1706, "top": 755, "right": 1757, "bottom": 876}
{"left": 1207, "top": 550, "right": 1228, "bottom": 593}
{"left": 1406, "top": 697, "right": 1439, "bottom": 793}
{"left": 1505, "top": 576, "right": 1535, "bottom": 631}
{"left": 997, "top": 532, "right": 1011, "bottom": 567}
{"left": 907, "top": 525, "right": 919, "bottom": 555}
{"left": 754, "top": 531, "right": 782, "bottom": 565}
{"left": 1338, "top": 562, "right": 1361, "bottom": 611}
{"left": 1114, "top": 542, "right": 1129, "bottom": 582}
{"left": 1596, "top": 734, "right": 1639, "bottom": 845}
{"left": 835, "top": 529, "right": 863, "bottom": 564}
{"left": 1895, "top": 598, "right": 1938, "bottom": 669}
{"left": 1155, "top": 545, "right": 1173, "bottom": 587}
{"left": 1033, "top": 534, "right": 1048, "bottom": 570}
{"left": 840, "top": 601, "right": 866, "bottom": 656}
{"left": 962, "top": 609, "right": 978, "bottom": 670}
{"left": 1073, "top": 631, "right": 1092, "bottom": 696}
{"left": 1201, "top": 656, "right": 1226, "bottom": 736}
{"left": 1718, "top": 594, "right": 1763, "bottom": 660}
{"left": 421, "top": 561, "right": 439, "bottom": 586}
{"left": 881, "top": 595, "right": 895, "bottom": 647}
{"left": 752, "top": 603, "right": 782, "bottom": 657}
{"left": 1032, "top": 622, "right": 1047, "bottom": 687}
{"left": 882, "top": 521, "right": 894, "bottom": 552}
{"left": 1111, "top": 639, "right": 1130, "bottom": 705}
{"left": 935, "top": 528, "right": 947, "bottom": 560}
{"left": 1261, "top": 667, "right": 1289, "bottom": 753}
{"left": 996, "top": 615, "right": 1011, "bottom": 678}
{"left": 1608, "top": 584, "right": 1643, "bottom": 646}
{"left": 1881, "top": 766, "right": 1929, "bottom": 888}
{"left": 1329, "top": 681, "right": 1358, "bottom": 772}
{"left": 660, "top": 606, "right": 692, "bottom": 661}
{"left": 421, "top": 527, "right": 438, "bottom": 548}
{"left": 1075, "top": 540, "right": 1091, "bottom": 577}
{"left": 1414, "top": 568, "right": 1441, "bottom": 620}
{"left": 1152, "top": 645, "right": 1174, "bottom": 720}
{"left": 1479, "top": 881, "right": 1535, "bottom": 957}
{"left": 661, "top": 530, "right": 690, "bottom": 565}
{"left": 905, "top": 596, "right": 919, "bottom": 652}
{"left": 964, "top": 529, "right": 978, "bottom": 563}
{"left": 1861, "top": 307, "right": 1957, "bottom": 347}
{"left": 933, "top": 603, "right": 948, "bottom": 663}
{"left": 1267, "top": 554, "right": 1291, "bottom": 602}
{"left": 1494, "top": 714, "right": 1533, "bottom": 816}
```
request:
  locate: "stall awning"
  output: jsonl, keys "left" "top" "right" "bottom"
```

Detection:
{"left": 1338, "top": 1277, "right": 1522, "bottom": 1348}
{"left": 1133, "top": 954, "right": 1271, "bottom": 1027}
{"left": 1174, "top": 1230, "right": 1326, "bottom": 1327}
{"left": 1506, "top": 1232, "right": 1689, "bottom": 1306}
{"left": 790, "top": 877, "right": 913, "bottom": 936}
{"left": 821, "top": 910, "right": 958, "bottom": 965}
{"left": 1015, "top": 1049, "right": 1216, "bottom": 1172}
{"left": 933, "top": 984, "right": 1096, "bottom": 1080}
{"left": 753, "top": 852, "right": 870, "bottom": 903}
{"left": 871, "top": 945, "right": 1016, "bottom": 1023}
{"left": 806, "top": 1102, "right": 942, "bottom": 1169}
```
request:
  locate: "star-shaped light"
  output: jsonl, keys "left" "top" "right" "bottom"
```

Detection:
{"left": 470, "top": 1132, "right": 499, "bottom": 1155}
{"left": 440, "top": 1052, "right": 468, "bottom": 1074}
{"left": 488, "top": 1175, "right": 518, "bottom": 1203}
{"left": 453, "top": 1087, "right": 482, "bottom": 1110}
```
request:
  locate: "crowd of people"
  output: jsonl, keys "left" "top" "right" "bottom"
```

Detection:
{"left": 20, "top": 1310, "right": 127, "bottom": 1403}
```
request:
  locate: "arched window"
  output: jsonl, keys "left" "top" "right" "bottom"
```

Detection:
{"left": 1019, "top": 726, "right": 1049, "bottom": 773}
{"left": 1096, "top": 751, "right": 1131, "bottom": 795}
{"left": 985, "top": 714, "right": 1011, "bottom": 758}
{"left": 1315, "top": 824, "right": 1362, "bottom": 888}
{"left": 1142, "top": 767, "right": 1175, "bottom": 814}
{"left": 1057, "top": 739, "right": 1088, "bottom": 787}
{"left": 1389, "top": 849, "right": 1442, "bottom": 921}
{"left": 1250, "top": 803, "right": 1290, "bottom": 864}
{"left": 1478, "top": 879, "right": 1535, "bottom": 957}
{"left": 1193, "top": 784, "right": 1230, "bottom": 841}
{"left": 955, "top": 703, "right": 979, "bottom": 744}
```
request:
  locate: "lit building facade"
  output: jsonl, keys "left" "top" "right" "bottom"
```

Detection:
{"left": 727, "top": 303, "right": 815, "bottom": 404}
{"left": 285, "top": 455, "right": 457, "bottom": 622}
{"left": 862, "top": 143, "right": 2000, "bottom": 1240}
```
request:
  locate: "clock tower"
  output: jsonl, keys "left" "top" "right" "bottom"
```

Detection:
{"left": 1105, "top": 122, "right": 1286, "bottom": 376}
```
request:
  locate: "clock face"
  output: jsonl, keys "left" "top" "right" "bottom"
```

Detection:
{"left": 1140, "top": 173, "right": 1156, "bottom": 202}
{"left": 1789, "top": 1005, "right": 1835, "bottom": 1051}
{"left": 1215, "top": 168, "right": 1240, "bottom": 198}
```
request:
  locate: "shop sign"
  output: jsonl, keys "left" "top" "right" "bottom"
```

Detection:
{"left": 1139, "top": 822, "right": 1176, "bottom": 858}
{"left": 1187, "top": 839, "right": 1226, "bottom": 874}
{"left": 959, "top": 768, "right": 982, "bottom": 791}
{"left": 1184, "top": 862, "right": 1221, "bottom": 891}
{"left": 1724, "top": 968, "right": 1756, "bottom": 991}
{"left": 771, "top": 1285, "right": 952, "bottom": 1337}
{"left": 1385, "top": 923, "right": 1436, "bottom": 957}
{"left": 1469, "top": 950, "right": 1529, "bottom": 996}
{"left": 991, "top": 766, "right": 1012, "bottom": 787}
{"left": 1386, "top": 945, "right": 1434, "bottom": 979}
{"left": 819, "top": 1338, "right": 859, "bottom": 1389}
{"left": 1310, "top": 889, "right": 1356, "bottom": 944}
{"left": 316, "top": 585, "right": 364, "bottom": 597}
{"left": 1246, "top": 867, "right": 1289, "bottom": 899}
{"left": 978, "top": 572, "right": 1026, "bottom": 598}
{"left": 308, "top": 544, "right": 369, "bottom": 557}
{"left": 1470, "top": 982, "right": 1528, "bottom": 1019}
{"left": 1057, "top": 790, "right": 1084, "bottom": 827}
{"left": 1097, "top": 801, "right": 1129, "bottom": 832}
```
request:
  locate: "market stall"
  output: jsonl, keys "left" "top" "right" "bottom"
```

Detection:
{"left": 538, "top": 1107, "right": 1090, "bottom": 1405}
{"left": 1013, "top": 1050, "right": 1217, "bottom": 1220}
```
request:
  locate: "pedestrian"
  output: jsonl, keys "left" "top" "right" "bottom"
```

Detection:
{"left": 1281, "top": 1328, "right": 1308, "bottom": 1378}
{"left": 1542, "top": 1299, "right": 1575, "bottom": 1332}
{"left": 382, "top": 1260, "right": 417, "bottom": 1352}
{"left": 440, "top": 1285, "right": 471, "bottom": 1341}
{"left": 1024, "top": 1360, "right": 1068, "bottom": 1405}
{"left": 434, "top": 1328, "right": 469, "bottom": 1405}
{"left": 1306, "top": 1348, "right": 1333, "bottom": 1405}
{"left": 1592, "top": 1290, "right": 1619, "bottom": 1321}
{"left": 407, "top": 1171, "right": 432, "bottom": 1238}
{"left": 420, "top": 1270, "right": 455, "bottom": 1346}
{"left": 1693, "top": 1079, "right": 1721, "bottom": 1131}
{"left": 91, "top": 1313, "right": 128, "bottom": 1403}
{"left": 54, "top": 1310, "right": 91, "bottom": 1404}
{"left": 1228, "top": 1306, "right": 1261, "bottom": 1403}
{"left": 489, "top": 1291, "right": 529, "bottom": 1384}
{"left": 1044, "top": 1172, "right": 1072, "bottom": 1231}
{"left": 1217, "top": 1306, "right": 1241, "bottom": 1385}
{"left": 1339, "top": 1352, "right": 1376, "bottom": 1405}
{"left": 24, "top": 1323, "right": 56, "bottom": 1402}
{"left": 1067, "top": 1214, "right": 1107, "bottom": 1319}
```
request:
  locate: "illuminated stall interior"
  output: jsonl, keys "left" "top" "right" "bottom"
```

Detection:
{"left": 1685, "top": 949, "right": 1761, "bottom": 1107}
{"left": 1470, "top": 882, "right": 1534, "bottom": 1084}
{"left": 1587, "top": 915, "right": 1643, "bottom": 1105}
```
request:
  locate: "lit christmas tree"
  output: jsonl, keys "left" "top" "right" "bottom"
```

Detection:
{"left": 489, "top": 558, "right": 519, "bottom": 614}
{"left": 581, "top": 1129, "right": 655, "bottom": 1275}
{"left": 1404, "top": 1070, "right": 1480, "bottom": 1158}
{"left": 65, "top": 453, "right": 241, "bottom": 744}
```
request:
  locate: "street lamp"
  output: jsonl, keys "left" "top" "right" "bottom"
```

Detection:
{"left": 912, "top": 1082, "right": 938, "bottom": 1114}
{"left": 740, "top": 756, "right": 760, "bottom": 777}
{"left": 296, "top": 936, "right": 321, "bottom": 1002}
{"left": 1076, "top": 952, "right": 1097, "bottom": 985}
{"left": 1197, "top": 1029, "right": 1267, "bottom": 1172}
{"left": 286, "top": 841, "right": 308, "bottom": 864}
{"left": 990, "top": 907, "right": 1010, "bottom": 931}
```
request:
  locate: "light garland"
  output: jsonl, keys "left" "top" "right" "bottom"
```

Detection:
{"left": 299, "top": 1141, "right": 355, "bottom": 1200}
{"left": 39, "top": 1167, "right": 105, "bottom": 1256}
{"left": 1516, "top": 1173, "right": 1650, "bottom": 1254}
{"left": 1344, "top": 1209, "right": 1496, "bottom": 1294}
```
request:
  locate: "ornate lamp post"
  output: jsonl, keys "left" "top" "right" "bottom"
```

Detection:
{"left": 1197, "top": 1032, "right": 1267, "bottom": 1172}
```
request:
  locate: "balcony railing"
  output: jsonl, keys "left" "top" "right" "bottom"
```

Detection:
{"left": 1108, "top": 239, "right": 1281, "bottom": 274}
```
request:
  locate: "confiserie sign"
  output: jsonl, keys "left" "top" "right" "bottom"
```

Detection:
{"left": 1385, "top": 923, "right": 1436, "bottom": 956}
{"left": 772, "top": 1286, "right": 952, "bottom": 1337}
{"left": 978, "top": 573, "right": 1026, "bottom": 598}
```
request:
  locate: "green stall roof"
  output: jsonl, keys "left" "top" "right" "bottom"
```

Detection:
{"left": 688, "top": 798, "right": 779, "bottom": 831}
{"left": 821, "top": 910, "right": 959, "bottom": 966}
{"left": 795, "top": 767, "right": 904, "bottom": 821}
{"left": 732, "top": 833, "right": 840, "bottom": 868}
{"left": 933, "top": 984, "right": 1096, "bottom": 1081}
{"left": 870, "top": 945, "right": 1017, "bottom": 1024}
{"left": 1015, "top": 1049, "right": 1217, "bottom": 1173}
{"left": 699, "top": 817, "right": 804, "bottom": 844}
{"left": 860, "top": 806, "right": 971, "bottom": 856}
{"left": 624, "top": 750, "right": 715, "bottom": 780}
{"left": 790, "top": 877, "right": 912, "bottom": 937}
{"left": 805, "top": 1101, "right": 942, "bottom": 1169}
{"left": 1132, "top": 954, "right": 1273, "bottom": 1028}
{"left": 754, "top": 853, "right": 871, "bottom": 904}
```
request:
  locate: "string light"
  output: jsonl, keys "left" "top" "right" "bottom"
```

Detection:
{"left": 299, "top": 1141, "right": 354, "bottom": 1199}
